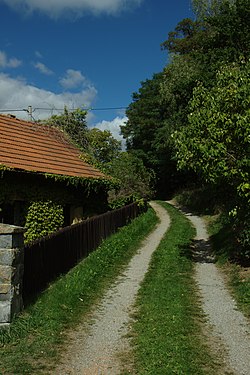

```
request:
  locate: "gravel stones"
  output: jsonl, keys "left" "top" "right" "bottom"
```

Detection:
{"left": 53, "top": 202, "right": 170, "bottom": 374}
{"left": 183, "top": 207, "right": 250, "bottom": 375}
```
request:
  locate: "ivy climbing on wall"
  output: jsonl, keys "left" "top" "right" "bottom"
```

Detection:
{"left": 0, "top": 169, "right": 111, "bottom": 243}
{"left": 24, "top": 200, "right": 64, "bottom": 243}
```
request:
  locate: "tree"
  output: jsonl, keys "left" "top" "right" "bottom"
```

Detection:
{"left": 173, "top": 61, "right": 250, "bottom": 254}
{"left": 122, "top": 73, "right": 165, "bottom": 163}
{"left": 192, "top": 0, "right": 235, "bottom": 19}
{"left": 86, "top": 128, "right": 121, "bottom": 165}
{"left": 45, "top": 108, "right": 121, "bottom": 166}
{"left": 45, "top": 108, "right": 153, "bottom": 206}
{"left": 162, "top": 0, "right": 250, "bottom": 80}
{"left": 206, "top": 0, "right": 250, "bottom": 61}
{"left": 107, "top": 152, "right": 155, "bottom": 207}
{"left": 46, "top": 107, "right": 88, "bottom": 151}
{"left": 159, "top": 0, "right": 250, "bottom": 193}
{"left": 161, "top": 18, "right": 206, "bottom": 55}
{"left": 122, "top": 73, "right": 180, "bottom": 196}
{"left": 174, "top": 61, "right": 250, "bottom": 188}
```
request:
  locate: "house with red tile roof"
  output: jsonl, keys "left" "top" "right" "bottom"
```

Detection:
{"left": 0, "top": 114, "right": 109, "bottom": 229}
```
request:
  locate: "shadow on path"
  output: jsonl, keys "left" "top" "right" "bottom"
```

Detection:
{"left": 168, "top": 200, "right": 250, "bottom": 375}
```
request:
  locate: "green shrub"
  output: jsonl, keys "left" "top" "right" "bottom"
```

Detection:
{"left": 24, "top": 200, "right": 64, "bottom": 243}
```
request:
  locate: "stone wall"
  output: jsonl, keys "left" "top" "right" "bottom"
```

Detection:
{"left": 0, "top": 224, "right": 25, "bottom": 329}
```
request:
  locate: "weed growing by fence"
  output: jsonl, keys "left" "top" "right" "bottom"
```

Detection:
{"left": 0, "top": 207, "right": 158, "bottom": 374}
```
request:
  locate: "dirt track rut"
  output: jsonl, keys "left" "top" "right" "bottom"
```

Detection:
{"left": 53, "top": 202, "right": 170, "bottom": 374}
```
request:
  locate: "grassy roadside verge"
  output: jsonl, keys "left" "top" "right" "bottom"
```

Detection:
{"left": 175, "top": 188, "right": 250, "bottom": 321}
{"left": 0, "top": 207, "right": 158, "bottom": 374}
{"left": 129, "top": 202, "right": 218, "bottom": 375}
{"left": 208, "top": 215, "right": 250, "bottom": 319}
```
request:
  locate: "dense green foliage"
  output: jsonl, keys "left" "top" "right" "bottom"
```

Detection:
{"left": 24, "top": 200, "right": 64, "bottom": 243}
{"left": 121, "top": 73, "right": 185, "bottom": 196}
{"left": 122, "top": 73, "right": 165, "bottom": 161}
{"left": 44, "top": 108, "right": 154, "bottom": 207}
{"left": 46, "top": 107, "right": 88, "bottom": 150}
{"left": 0, "top": 208, "right": 158, "bottom": 374}
{"left": 0, "top": 170, "right": 110, "bottom": 242}
{"left": 86, "top": 127, "right": 122, "bottom": 164}
{"left": 122, "top": 0, "right": 250, "bottom": 259}
{"left": 45, "top": 107, "right": 122, "bottom": 165}
{"left": 173, "top": 61, "right": 250, "bottom": 257}
{"left": 106, "top": 152, "right": 154, "bottom": 207}
{"left": 174, "top": 62, "right": 250, "bottom": 185}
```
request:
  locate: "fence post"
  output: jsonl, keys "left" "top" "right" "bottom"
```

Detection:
{"left": 0, "top": 224, "right": 25, "bottom": 330}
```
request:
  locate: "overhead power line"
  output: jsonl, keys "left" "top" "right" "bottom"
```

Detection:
{"left": 0, "top": 106, "right": 128, "bottom": 113}
{"left": 88, "top": 107, "right": 127, "bottom": 111}
{"left": 0, "top": 109, "right": 26, "bottom": 112}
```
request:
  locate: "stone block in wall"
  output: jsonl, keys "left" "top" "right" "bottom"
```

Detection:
{"left": 0, "top": 283, "right": 21, "bottom": 301}
{"left": 0, "top": 265, "right": 12, "bottom": 284}
{"left": 0, "top": 298, "right": 22, "bottom": 324}
{"left": 0, "top": 224, "right": 25, "bottom": 329}
{"left": 0, "top": 284, "right": 10, "bottom": 294}
{"left": 0, "top": 301, "right": 12, "bottom": 323}
{"left": 0, "top": 224, "right": 24, "bottom": 249}
{"left": 0, "top": 248, "right": 24, "bottom": 266}
{"left": 0, "top": 263, "right": 24, "bottom": 285}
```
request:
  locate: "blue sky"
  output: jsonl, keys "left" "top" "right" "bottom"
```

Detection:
{"left": 0, "top": 0, "right": 193, "bottom": 141}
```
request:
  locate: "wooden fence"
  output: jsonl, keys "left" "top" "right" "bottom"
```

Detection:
{"left": 23, "top": 202, "right": 147, "bottom": 300}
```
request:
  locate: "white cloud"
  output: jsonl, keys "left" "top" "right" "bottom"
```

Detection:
{"left": 35, "top": 51, "right": 43, "bottom": 58}
{"left": 34, "top": 62, "right": 53, "bottom": 75}
{"left": 0, "top": 73, "right": 97, "bottom": 120}
{"left": 94, "top": 116, "right": 127, "bottom": 146}
{"left": 0, "top": 0, "right": 143, "bottom": 18}
{"left": 60, "top": 69, "right": 87, "bottom": 89}
{"left": 0, "top": 51, "right": 22, "bottom": 69}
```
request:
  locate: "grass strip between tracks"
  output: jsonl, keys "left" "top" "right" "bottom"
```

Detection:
{"left": 129, "top": 201, "right": 219, "bottom": 375}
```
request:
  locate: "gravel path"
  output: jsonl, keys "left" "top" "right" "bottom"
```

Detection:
{"left": 52, "top": 202, "right": 170, "bottom": 375}
{"left": 52, "top": 202, "right": 250, "bottom": 375}
{"left": 174, "top": 204, "right": 250, "bottom": 375}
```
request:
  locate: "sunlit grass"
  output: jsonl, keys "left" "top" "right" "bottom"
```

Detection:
{"left": 129, "top": 202, "right": 219, "bottom": 375}
{"left": 0, "top": 207, "right": 158, "bottom": 374}
{"left": 177, "top": 187, "right": 250, "bottom": 320}
{"left": 209, "top": 214, "right": 250, "bottom": 319}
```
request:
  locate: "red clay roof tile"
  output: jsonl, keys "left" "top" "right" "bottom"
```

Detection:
{"left": 0, "top": 114, "right": 105, "bottom": 179}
